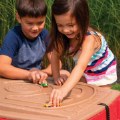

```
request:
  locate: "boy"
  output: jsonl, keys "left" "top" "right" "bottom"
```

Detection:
{"left": 0, "top": 0, "right": 52, "bottom": 84}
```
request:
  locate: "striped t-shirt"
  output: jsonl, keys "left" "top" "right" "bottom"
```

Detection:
{"left": 73, "top": 31, "right": 117, "bottom": 86}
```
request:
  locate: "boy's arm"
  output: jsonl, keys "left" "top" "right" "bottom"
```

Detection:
{"left": 0, "top": 55, "right": 30, "bottom": 80}
{"left": 0, "top": 55, "right": 48, "bottom": 83}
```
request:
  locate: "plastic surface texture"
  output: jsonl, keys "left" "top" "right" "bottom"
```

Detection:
{"left": 0, "top": 77, "right": 119, "bottom": 120}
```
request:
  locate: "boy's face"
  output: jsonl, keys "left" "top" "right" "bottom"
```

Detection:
{"left": 16, "top": 14, "right": 46, "bottom": 40}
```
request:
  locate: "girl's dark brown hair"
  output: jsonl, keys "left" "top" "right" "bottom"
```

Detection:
{"left": 49, "top": 0, "right": 89, "bottom": 56}
{"left": 16, "top": 0, "right": 47, "bottom": 17}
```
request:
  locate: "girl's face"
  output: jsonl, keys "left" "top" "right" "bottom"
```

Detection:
{"left": 54, "top": 11, "right": 80, "bottom": 40}
{"left": 16, "top": 14, "right": 46, "bottom": 40}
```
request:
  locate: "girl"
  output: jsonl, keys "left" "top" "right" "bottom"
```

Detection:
{"left": 49, "top": 0, "right": 117, "bottom": 107}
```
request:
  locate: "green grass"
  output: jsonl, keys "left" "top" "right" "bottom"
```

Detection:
{"left": 0, "top": 0, "right": 120, "bottom": 59}
{"left": 112, "top": 84, "right": 120, "bottom": 91}
{"left": 0, "top": 0, "right": 120, "bottom": 60}
{"left": 0, "top": 0, "right": 120, "bottom": 92}
{"left": 88, "top": 0, "right": 120, "bottom": 60}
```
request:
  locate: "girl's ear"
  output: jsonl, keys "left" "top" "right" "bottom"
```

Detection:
{"left": 16, "top": 12, "right": 21, "bottom": 23}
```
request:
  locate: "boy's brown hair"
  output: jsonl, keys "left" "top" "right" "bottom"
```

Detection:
{"left": 16, "top": 0, "right": 47, "bottom": 17}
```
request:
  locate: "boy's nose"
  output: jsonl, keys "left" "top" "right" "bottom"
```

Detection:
{"left": 32, "top": 25, "right": 39, "bottom": 30}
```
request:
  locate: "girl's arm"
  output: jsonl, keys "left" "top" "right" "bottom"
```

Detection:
{"left": 41, "top": 52, "right": 52, "bottom": 76}
{"left": 51, "top": 50, "right": 62, "bottom": 85}
{"left": 42, "top": 51, "right": 62, "bottom": 75}
{"left": 50, "top": 35, "right": 97, "bottom": 106}
{"left": 42, "top": 51, "right": 69, "bottom": 86}
{"left": 61, "top": 35, "right": 96, "bottom": 92}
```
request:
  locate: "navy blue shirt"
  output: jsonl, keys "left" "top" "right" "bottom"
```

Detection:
{"left": 0, "top": 25, "right": 50, "bottom": 70}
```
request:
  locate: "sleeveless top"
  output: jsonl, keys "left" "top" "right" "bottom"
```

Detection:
{"left": 73, "top": 31, "right": 117, "bottom": 86}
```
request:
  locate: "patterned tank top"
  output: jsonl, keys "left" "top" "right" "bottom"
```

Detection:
{"left": 73, "top": 31, "right": 117, "bottom": 86}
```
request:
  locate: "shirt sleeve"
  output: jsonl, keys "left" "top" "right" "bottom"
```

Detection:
{"left": 40, "top": 29, "right": 51, "bottom": 48}
{"left": 0, "top": 30, "right": 19, "bottom": 58}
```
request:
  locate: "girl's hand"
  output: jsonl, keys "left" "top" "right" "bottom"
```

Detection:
{"left": 49, "top": 88, "right": 67, "bottom": 107}
{"left": 54, "top": 70, "right": 70, "bottom": 86}
{"left": 54, "top": 75, "right": 67, "bottom": 86}
{"left": 28, "top": 68, "right": 48, "bottom": 84}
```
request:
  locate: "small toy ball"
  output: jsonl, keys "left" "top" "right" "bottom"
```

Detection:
{"left": 40, "top": 83, "right": 48, "bottom": 87}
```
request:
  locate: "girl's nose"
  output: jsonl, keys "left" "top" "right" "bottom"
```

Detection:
{"left": 62, "top": 27, "right": 70, "bottom": 33}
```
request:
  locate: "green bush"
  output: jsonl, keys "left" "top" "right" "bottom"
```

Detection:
{"left": 112, "top": 84, "right": 120, "bottom": 91}
{"left": 0, "top": 0, "right": 120, "bottom": 60}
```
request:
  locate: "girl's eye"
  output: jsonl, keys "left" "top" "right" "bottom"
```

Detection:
{"left": 27, "top": 23, "right": 33, "bottom": 25}
{"left": 69, "top": 24, "right": 74, "bottom": 27}
{"left": 57, "top": 24, "right": 62, "bottom": 27}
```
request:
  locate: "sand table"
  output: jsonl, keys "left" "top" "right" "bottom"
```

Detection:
{"left": 0, "top": 77, "right": 119, "bottom": 120}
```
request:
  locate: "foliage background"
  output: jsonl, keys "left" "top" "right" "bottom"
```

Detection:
{"left": 0, "top": 0, "right": 120, "bottom": 60}
{"left": 0, "top": 0, "right": 120, "bottom": 88}
{"left": 0, "top": 0, "right": 120, "bottom": 61}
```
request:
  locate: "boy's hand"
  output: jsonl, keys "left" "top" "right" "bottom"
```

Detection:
{"left": 28, "top": 68, "right": 48, "bottom": 84}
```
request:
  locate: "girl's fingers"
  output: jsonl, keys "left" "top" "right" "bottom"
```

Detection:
{"left": 59, "top": 78, "right": 63, "bottom": 84}
{"left": 52, "top": 90, "right": 59, "bottom": 107}
{"left": 50, "top": 89, "right": 62, "bottom": 107}
{"left": 57, "top": 80, "right": 62, "bottom": 86}
{"left": 50, "top": 89, "right": 55, "bottom": 104}
{"left": 54, "top": 80, "right": 60, "bottom": 86}
{"left": 56, "top": 96, "right": 61, "bottom": 107}
{"left": 55, "top": 77, "right": 64, "bottom": 86}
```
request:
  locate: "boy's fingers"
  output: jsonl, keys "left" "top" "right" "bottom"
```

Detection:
{"left": 36, "top": 73, "right": 40, "bottom": 80}
{"left": 32, "top": 72, "right": 37, "bottom": 83}
{"left": 29, "top": 71, "right": 39, "bottom": 84}
{"left": 39, "top": 72, "right": 48, "bottom": 82}
{"left": 40, "top": 80, "right": 48, "bottom": 87}
{"left": 41, "top": 75, "right": 47, "bottom": 82}
{"left": 42, "top": 80, "right": 47, "bottom": 84}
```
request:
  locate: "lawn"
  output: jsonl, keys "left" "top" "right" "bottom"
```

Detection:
{"left": 112, "top": 84, "right": 120, "bottom": 91}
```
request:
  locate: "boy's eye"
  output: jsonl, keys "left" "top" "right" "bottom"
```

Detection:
{"left": 37, "top": 21, "right": 44, "bottom": 25}
{"left": 27, "top": 23, "right": 33, "bottom": 25}
{"left": 26, "top": 21, "right": 44, "bottom": 26}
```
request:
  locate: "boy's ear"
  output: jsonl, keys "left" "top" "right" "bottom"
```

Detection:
{"left": 16, "top": 12, "right": 21, "bottom": 23}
